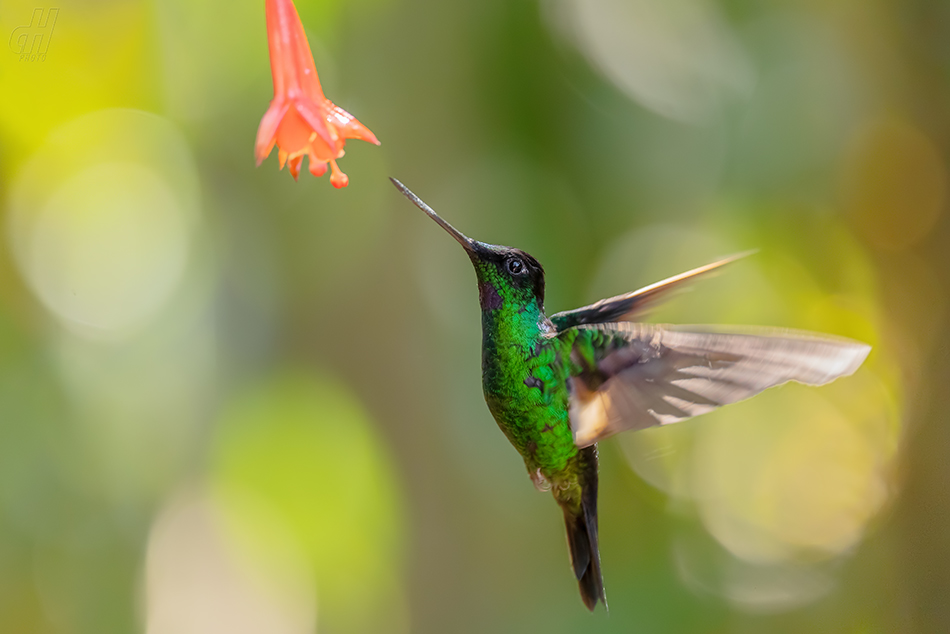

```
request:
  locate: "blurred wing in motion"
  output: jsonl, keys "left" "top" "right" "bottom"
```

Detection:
{"left": 568, "top": 323, "right": 871, "bottom": 447}
{"left": 550, "top": 252, "right": 753, "bottom": 332}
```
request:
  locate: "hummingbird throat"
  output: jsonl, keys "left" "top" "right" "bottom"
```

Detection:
{"left": 478, "top": 281, "right": 504, "bottom": 311}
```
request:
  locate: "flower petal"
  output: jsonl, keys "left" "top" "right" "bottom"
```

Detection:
{"left": 266, "top": 0, "right": 325, "bottom": 102}
{"left": 328, "top": 104, "right": 380, "bottom": 145}
{"left": 275, "top": 105, "right": 321, "bottom": 155}
{"left": 288, "top": 154, "right": 303, "bottom": 181}
{"left": 255, "top": 100, "right": 290, "bottom": 165}
{"left": 295, "top": 97, "right": 338, "bottom": 151}
{"left": 285, "top": 1, "right": 325, "bottom": 104}
{"left": 307, "top": 134, "right": 338, "bottom": 162}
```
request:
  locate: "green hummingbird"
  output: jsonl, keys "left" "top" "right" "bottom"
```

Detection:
{"left": 391, "top": 178, "right": 871, "bottom": 611}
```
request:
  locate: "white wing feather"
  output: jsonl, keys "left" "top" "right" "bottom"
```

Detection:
{"left": 570, "top": 324, "right": 871, "bottom": 447}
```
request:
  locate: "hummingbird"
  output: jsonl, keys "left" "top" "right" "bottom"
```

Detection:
{"left": 391, "top": 178, "right": 871, "bottom": 611}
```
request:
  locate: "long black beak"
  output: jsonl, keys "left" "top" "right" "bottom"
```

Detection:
{"left": 390, "top": 178, "right": 476, "bottom": 253}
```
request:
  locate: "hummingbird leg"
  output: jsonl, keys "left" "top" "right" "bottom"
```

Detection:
{"left": 532, "top": 471, "right": 551, "bottom": 491}
{"left": 530, "top": 468, "right": 552, "bottom": 492}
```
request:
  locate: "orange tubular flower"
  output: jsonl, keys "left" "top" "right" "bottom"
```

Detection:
{"left": 255, "top": 0, "right": 379, "bottom": 187}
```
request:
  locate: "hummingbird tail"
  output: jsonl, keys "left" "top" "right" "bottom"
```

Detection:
{"left": 561, "top": 446, "right": 606, "bottom": 612}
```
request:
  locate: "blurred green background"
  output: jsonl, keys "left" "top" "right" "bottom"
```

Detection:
{"left": 1, "top": 0, "right": 948, "bottom": 632}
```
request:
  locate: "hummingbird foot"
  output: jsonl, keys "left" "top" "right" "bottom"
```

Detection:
{"left": 530, "top": 468, "right": 551, "bottom": 492}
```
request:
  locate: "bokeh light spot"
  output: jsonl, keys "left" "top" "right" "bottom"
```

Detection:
{"left": 210, "top": 371, "right": 407, "bottom": 634}
{"left": 145, "top": 489, "right": 316, "bottom": 634}
{"left": 841, "top": 118, "right": 946, "bottom": 251}
{"left": 7, "top": 109, "right": 200, "bottom": 339}
{"left": 24, "top": 163, "right": 187, "bottom": 334}
{"left": 546, "top": 0, "right": 754, "bottom": 123}
{"left": 692, "top": 385, "right": 889, "bottom": 565}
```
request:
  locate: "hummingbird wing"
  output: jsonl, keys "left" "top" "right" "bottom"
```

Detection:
{"left": 567, "top": 323, "right": 871, "bottom": 447}
{"left": 549, "top": 252, "right": 753, "bottom": 332}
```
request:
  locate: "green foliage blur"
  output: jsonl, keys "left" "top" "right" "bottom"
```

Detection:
{"left": 1, "top": 0, "right": 949, "bottom": 632}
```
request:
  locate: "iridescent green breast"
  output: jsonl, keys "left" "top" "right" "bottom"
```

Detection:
{"left": 479, "top": 304, "right": 579, "bottom": 476}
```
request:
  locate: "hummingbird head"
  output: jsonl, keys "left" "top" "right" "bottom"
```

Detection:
{"left": 391, "top": 178, "right": 546, "bottom": 312}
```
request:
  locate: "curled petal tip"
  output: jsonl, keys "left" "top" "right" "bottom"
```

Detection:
{"left": 330, "top": 105, "right": 380, "bottom": 145}
{"left": 356, "top": 125, "right": 381, "bottom": 146}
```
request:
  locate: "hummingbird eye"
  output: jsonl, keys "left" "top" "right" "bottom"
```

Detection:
{"left": 506, "top": 257, "right": 526, "bottom": 276}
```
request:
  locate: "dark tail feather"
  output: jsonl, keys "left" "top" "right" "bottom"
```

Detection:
{"left": 561, "top": 446, "right": 606, "bottom": 612}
